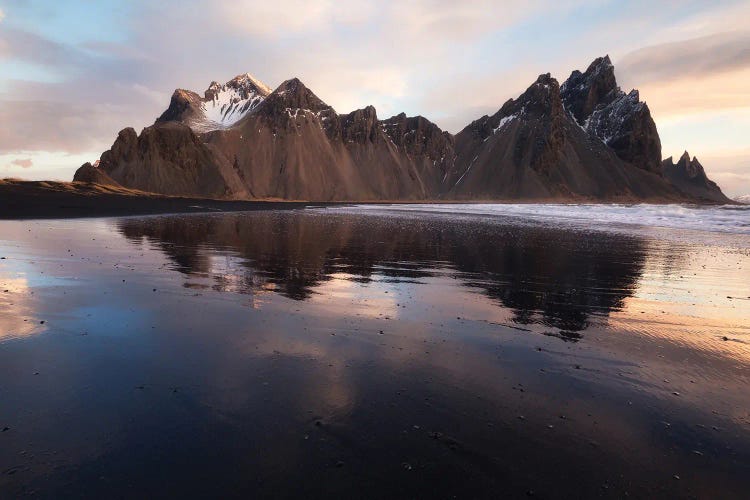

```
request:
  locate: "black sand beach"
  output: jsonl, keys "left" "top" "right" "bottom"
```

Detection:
{"left": 0, "top": 180, "right": 322, "bottom": 220}
{"left": 1, "top": 209, "right": 749, "bottom": 498}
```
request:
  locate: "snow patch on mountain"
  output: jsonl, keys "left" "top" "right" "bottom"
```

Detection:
{"left": 190, "top": 73, "right": 271, "bottom": 132}
{"left": 492, "top": 112, "right": 519, "bottom": 134}
{"left": 586, "top": 90, "right": 643, "bottom": 145}
{"left": 202, "top": 86, "right": 263, "bottom": 127}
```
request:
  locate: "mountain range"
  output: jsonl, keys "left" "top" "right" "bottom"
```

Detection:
{"left": 74, "top": 56, "right": 731, "bottom": 203}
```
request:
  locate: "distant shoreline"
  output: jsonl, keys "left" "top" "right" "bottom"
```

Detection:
{"left": 0, "top": 179, "right": 734, "bottom": 220}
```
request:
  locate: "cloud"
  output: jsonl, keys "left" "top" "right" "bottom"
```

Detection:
{"left": 608, "top": 29, "right": 750, "bottom": 169}
{"left": 635, "top": 67, "right": 750, "bottom": 119}
{"left": 10, "top": 158, "right": 32, "bottom": 168}
{"left": 698, "top": 149, "right": 750, "bottom": 197}
{"left": 617, "top": 30, "right": 750, "bottom": 86}
{"left": 213, "top": 0, "right": 376, "bottom": 38}
{"left": 0, "top": 8, "right": 4, "bottom": 23}
{"left": 0, "top": 27, "right": 89, "bottom": 71}
{"left": 652, "top": 1, "right": 750, "bottom": 42}
{"left": 0, "top": 151, "right": 97, "bottom": 181}
{"left": 0, "top": 98, "right": 153, "bottom": 154}
{"left": 211, "top": 0, "right": 588, "bottom": 41}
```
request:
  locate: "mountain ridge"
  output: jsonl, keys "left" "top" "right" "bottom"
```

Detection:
{"left": 74, "top": 57, "right": 732, "bottom": 204}
{"left": 662, "top": 151, "right": 729, "bottom": 203}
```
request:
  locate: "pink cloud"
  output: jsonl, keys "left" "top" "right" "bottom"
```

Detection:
{"left": 10, "top": 158, "right": 33, "bottom": 168}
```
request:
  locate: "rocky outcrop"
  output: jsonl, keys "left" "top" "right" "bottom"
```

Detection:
{"left": 561, "top": 56, "right": 662, "bottom": 174}
{"left": 81, "top": 58, "right": 728, "bottom": 203}
{"left": 73, "top": 161, "right": 121, "bottom": 186}
{"left": 662, "top": 152, "right": 731, "bottom": 203}
{"left": 561, "top": 56, "right": 618, "bottom": 124}
{"left": 155, "top": 89, "right": 205, "bottom": 125}
{"left": 340, "top": 106, "right": 379, "bottom": 143}
{"left": 381, "top": 113, "right": 456, "bottom": 178}
{"left": 95, "top": 123, "right": 247, "bottom": 199}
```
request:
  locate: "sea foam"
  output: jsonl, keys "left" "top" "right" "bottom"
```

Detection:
{"left": 329, "top": 203, "right": 750, "bottom": 237}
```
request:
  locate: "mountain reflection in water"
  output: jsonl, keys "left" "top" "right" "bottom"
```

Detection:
{"left": 116, "top": 211, "right": 647, "bottom": 335}
{"left": 2, "top": 210, "right": 750, "bottom": 498}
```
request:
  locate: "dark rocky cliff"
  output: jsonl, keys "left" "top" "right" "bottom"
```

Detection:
{"left": 560, "top": 56, "right": 662, "bottom": 174}
{"left": 662, "top": 152, "right": 731, "bottom": 203}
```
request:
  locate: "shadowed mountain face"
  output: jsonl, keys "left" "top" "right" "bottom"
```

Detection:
{"left": 447, "top": 73, "right": 676, "bottom": 200}
{"left": 662, "top": 151, "right": 731, "bottom": 203}
{"left": 116, "top": 211, "right": 646, "bottom": 334}
{"left": 72, "top": 162, "right": 120, "bottom": 186}
{"left": 560, "top": 56, "right": 662, "bottom": 174}
{"left": 76, "top": 58, "right": 727, "bottom": 203}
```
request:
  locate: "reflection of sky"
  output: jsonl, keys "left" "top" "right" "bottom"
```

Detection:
{"left": 0, "top": 212, "right": 748, "bottom": 390}
{"left": 0, "top": 218, "right": 170, "bottom": 342}
{"left": 310, "top": 272, "right": 401, "bottom": 320}
{"left": 1, "top": 213, "right": 750, "bottom": 497}
{"left": 0, "top": 275, "right": 37, "bottom": 340}
{"left": 613, "top": 238, "right": 750, "bottom": 364}
{"left": 3, "top": 213, "right": 749, "bottom": 358}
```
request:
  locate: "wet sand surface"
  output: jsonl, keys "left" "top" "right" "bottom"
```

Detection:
{"left": 1, "top": 209, "right": 749, "bottom": 498}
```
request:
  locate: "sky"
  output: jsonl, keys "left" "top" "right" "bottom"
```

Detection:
{"left": 0, "top": 0, "right": 749, "bottom": 197}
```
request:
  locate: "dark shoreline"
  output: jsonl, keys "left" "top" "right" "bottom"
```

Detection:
{"left": 0, "top": 179, "right": 733, "bottom": 220}
{"left": 0, "top": 180, "right": 331, "bottom": 220}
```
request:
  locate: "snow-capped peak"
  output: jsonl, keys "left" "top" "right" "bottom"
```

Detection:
{"left": 193, "top": 73, "right": 272, "bottom": 132}
{"left": 231, "top": 73, "right": 272, "bottom": 95}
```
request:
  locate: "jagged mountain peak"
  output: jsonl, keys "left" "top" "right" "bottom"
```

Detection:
{"left": 560, "top": 56, "right": 661, "bottom": 174}
{"left": 258, "top": 77, "right": 333, "bottom": 116}
{"left": 585, "top": 55, "right": 613, "bottom": 74}
{"left": 522, "top": 73, "right": 560, "bottom": 98}
{"left": 198, "top": 73, "right": 270, "bottom": 128}
{"left": 156, "top": 72, "right": 271, "bottom": 132}
{"left": 225, "top": 73, "right": 272, "bottom": 94}
{"left": 672, "top": 151, "right": 706, "bottom": 178}
{"left": 379, "top": 112, "right": 455, "bottom": 171}
{"left": 340, "top": 105, "right": 380, "bottom": 143}
{"left": 273, "top": 77, "right": 311, "bottom": 96}
{"left": 662, "top": 150, "right": 729, "bottom": 203}
{"left": 535, "top": 72, "right": 555, "bottom": 84}
{"left": 491, "top": 73, "right": 563, "bottom": 121}
{"left": 203, "top": 72, "right": 271, "bottom": 104}
{"left": 561, "top": 56, "right": 618, "bottom": 124}
{"left": 458, "top": 81, "right": 547, "bottom": 143}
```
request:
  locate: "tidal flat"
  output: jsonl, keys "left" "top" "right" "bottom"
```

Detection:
{"left": 1, "top": 206, "right": 749, "bottom": 498}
